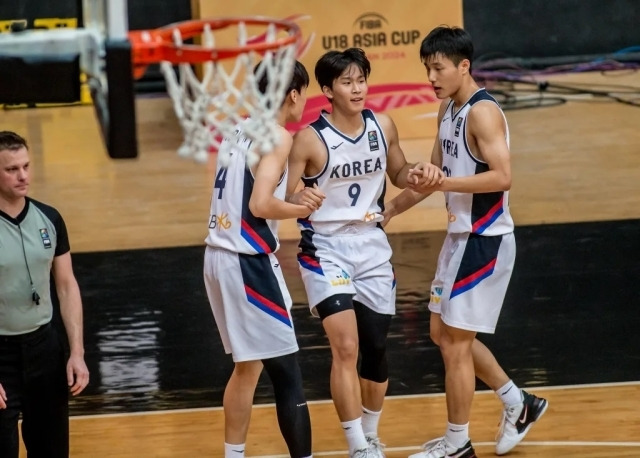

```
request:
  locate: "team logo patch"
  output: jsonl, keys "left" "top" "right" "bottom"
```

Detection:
{"left": 368, "top": 130, "right": 379, "bottom": 151}
{"left": 430, "top": 285, "right": 443, "bottom": 304}
{"left": 454, "top": 117, "right": 463, "bottom": 137}
{"left": 40, "top": 228, "right": 52, "bottom": 249}
{"left": 208, "top": 213, "right": 231, "bottom": 230}
{"left": 330, "top": 269, "right": 352, "bottom": 287}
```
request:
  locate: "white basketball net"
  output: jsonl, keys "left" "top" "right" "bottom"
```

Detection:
{"left": 160, "top": 22, "right": 298, "bottom": 165}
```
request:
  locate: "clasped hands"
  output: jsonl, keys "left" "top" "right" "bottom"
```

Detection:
{"left": 407, "top": 162, "right": 445, "bottom": 192}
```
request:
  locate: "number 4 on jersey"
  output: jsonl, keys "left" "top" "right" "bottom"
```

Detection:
{"left": 214, "top": 168, "right": 228, "bottom": 199}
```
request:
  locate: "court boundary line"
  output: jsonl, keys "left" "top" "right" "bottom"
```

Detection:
{"left": 251, "top": 440, "right": 640, "bottom": 457}
{"left": 70, "top": 379, "right": 640, "bottom": 420}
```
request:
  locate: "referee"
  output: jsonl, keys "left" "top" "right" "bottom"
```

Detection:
{"left": 0, "top": 131, "right": 89, "bottom": 457}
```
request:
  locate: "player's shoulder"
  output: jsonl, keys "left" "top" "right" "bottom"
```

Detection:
{"left": 293, "top": 125, "right": 322, "bottom": 148}
{"left": 437, "top": 99, "right": 451, "bottom": 122}
{"left": 276, "top": 125, "right": 293, "bottom": 147}
{"left": 367, "top": 110, "right": 396, "bottom": 138}
{"left": 467, "top": 98, "right": 503, "bottom": 121}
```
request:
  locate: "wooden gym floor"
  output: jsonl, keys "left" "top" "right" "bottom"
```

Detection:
{"left": 2, "top": 71, "right": 639, "bottom": 456}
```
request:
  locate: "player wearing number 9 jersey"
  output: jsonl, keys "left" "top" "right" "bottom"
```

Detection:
{"left": 286, "top": 48, "right": 439, "bottom": 457}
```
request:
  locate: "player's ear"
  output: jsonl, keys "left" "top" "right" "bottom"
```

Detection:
{"left": 459, "top": 59, "right": 470, "bottom": 75}
{"left": 290, "top": 89, "right": 298, "bottom": 104}
{"left": 321, "top": 85, "right": 333, "bottom": 100}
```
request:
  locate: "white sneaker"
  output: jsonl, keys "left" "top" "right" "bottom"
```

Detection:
{"left": 351, "top": 446, "right": 377, "bottom": 458}
{"left": 495, "top": 390, "right": 549, "bottom": 455}
{"left": 408, "top": 437, "right": 476, "bottom": 458}
{"left": 366, "top": 433, "right": 386, "bottom": 458}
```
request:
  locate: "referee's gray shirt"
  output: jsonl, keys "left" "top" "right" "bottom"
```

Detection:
{"left": 0, "top": 197, "right": 70, "bottom": 335}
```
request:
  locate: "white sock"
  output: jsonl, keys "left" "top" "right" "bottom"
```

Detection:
{"left": 361, "top": 406, "right": 382, "bottom": 437}
{"left": 224, "top": 442, "right": 245, "bottom": 458}
{"left": 444, "top": 421, "right": 469, "bottom": 449}
{"left": 341, "top": 418, "right": 368, "bottom": 454}
{"left": 496, "top": 380, "right": 523, "bottom": 407}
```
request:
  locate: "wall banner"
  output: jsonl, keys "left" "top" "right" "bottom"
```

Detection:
{"left": 198, "top": 0, "right": 463, "bottom": 139}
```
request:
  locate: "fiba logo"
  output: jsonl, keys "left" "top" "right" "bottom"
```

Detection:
{"left": 354, "top": 12, "right": 388, "bottom": 30}
{"left": 321, "top": 11, "right": 420, "bottom": 50}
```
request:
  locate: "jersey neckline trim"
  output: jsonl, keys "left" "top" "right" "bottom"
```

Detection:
{"left": 0, "top": 198, "right": 30, "bottom": 225}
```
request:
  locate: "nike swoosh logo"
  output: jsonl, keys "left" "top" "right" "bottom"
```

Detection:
{"left": 232, "top": 449, "right": 244, "bottom": 453}
{"left": 330, "top": 142, "right": 344, "bottom": 150}
{"left": 501, "top": 386, "right": 514, "bottom": 395}
{"left": 442, "top": 117, "right": 450, "bottom": 122}
{"left": 518, "top": 405, "right": 528, "bottom": 424}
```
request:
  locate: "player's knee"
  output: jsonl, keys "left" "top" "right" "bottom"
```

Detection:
{"left": 359, "top": 342, "right": 388, "bottom": 383}
{"left": 233, "top": 360, "right": 263, "bottom": 381}
{"left": 331, "top": 335, "right": 359, "bottom": 364}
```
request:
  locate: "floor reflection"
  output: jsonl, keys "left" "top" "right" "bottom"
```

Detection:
{"left": 68, "top": 220, "right": 640, "bottom": 415}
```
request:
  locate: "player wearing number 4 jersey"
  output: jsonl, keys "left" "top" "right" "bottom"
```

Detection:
{"left": 287, "top": 48, "right": 442, "bottom": 458}
{"left": 203, "top": 61, "right": 324, "bottom": 458}
{"left": 383, "top": 26, "right": 547, "bottom": 458}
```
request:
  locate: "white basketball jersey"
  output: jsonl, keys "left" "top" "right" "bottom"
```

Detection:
{"left": 205, "top": 128, "right": 285, "bottom": 254}
{"left": 440, "top": 89, "right": 514, "bottom": 235}
{"left": 298, "top": 109, "right": 387, "bottom": 235}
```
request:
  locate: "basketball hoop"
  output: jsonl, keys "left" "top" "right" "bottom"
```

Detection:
{"left": 128, "top": 17, "right": 302, "bottom": 164}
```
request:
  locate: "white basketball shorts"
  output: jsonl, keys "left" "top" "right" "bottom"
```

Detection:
{"left": 428, "top": 232, "right": 516, "bottom": 334}
{"left": 297, "top": 226, "right": 396, "bottom": 317}
{"left": 203, "top": 246, "right": 299, "bottom": 362}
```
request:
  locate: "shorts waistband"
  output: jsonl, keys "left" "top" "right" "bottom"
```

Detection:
{"left": 0, "top": 322, "right": 52, "bottom": 343}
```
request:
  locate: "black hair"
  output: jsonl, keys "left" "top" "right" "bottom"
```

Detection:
{"left": 314, "top": 48, "right": 371, "bottom": 90}
{"left": 0, "top": 131, "right": 28, "bottom": 152}
{"left": 419, "top": 26, "right": 474, "bottom": 67}
{"left": 255, "top": 60, "right": 309, "bottom": 97}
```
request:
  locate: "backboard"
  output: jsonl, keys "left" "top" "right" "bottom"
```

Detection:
{"left": 0, "top": 0, "right": 137, "bottom": 159}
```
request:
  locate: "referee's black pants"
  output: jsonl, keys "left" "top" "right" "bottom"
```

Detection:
{"left": 0, "top": 322, "right": 69, "bottom": 458}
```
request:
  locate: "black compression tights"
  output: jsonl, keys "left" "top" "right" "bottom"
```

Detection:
{"left": 262, "top": 353, "right": 312, "bottom": 457}
{"left": 354, "top": 300, "right": 392, "bottom": 383}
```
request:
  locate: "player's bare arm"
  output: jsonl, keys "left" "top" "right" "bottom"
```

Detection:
{"left": 386, "top": 100, "right": 447, "bottom": 221}
{"left": 249, "top": 130, "right": 315, "bottom": 219}
{"left": 385, "top": 100, "right": 450, "bottom": 221}
{"left": 377, "top": 113, "right": 415, "bottom": 189}
{"left": 384, "top": 134, "right": 442, "bottom": 222}
{"left": 285, "top": 127, "right": 326, "bottom": 209}
{"left": 408, "top": 99, "right": 448, "bottom": 188}
{"left": 439, "top": 102, "right": 511, "bottom": 193}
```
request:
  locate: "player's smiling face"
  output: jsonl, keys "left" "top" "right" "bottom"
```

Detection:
{"left": 324, "top": 63, "right": 368, "bottom": 114}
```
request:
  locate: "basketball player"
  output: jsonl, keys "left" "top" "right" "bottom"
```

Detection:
{"left": 286, "top": 48, "right": 442, "bottom": 458}
{"left": 203, "top": 61, "right": 325, "bottom": 458}
{"left": 382, "top": 27, "right": 548, "bottom": 457}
